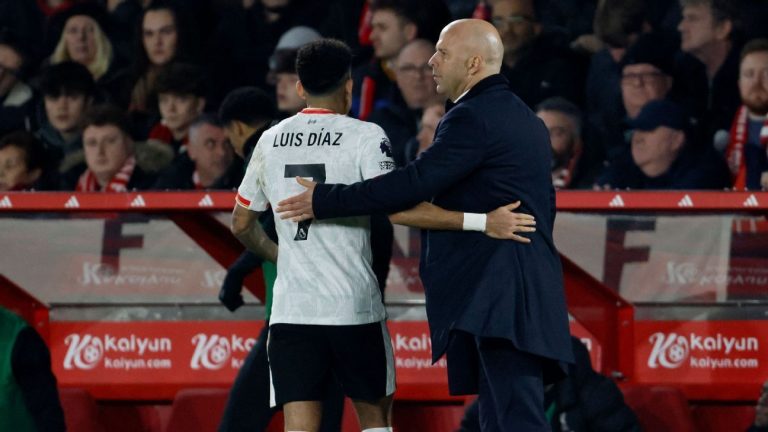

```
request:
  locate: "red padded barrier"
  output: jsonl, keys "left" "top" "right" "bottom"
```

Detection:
{"left": 620, "top": 384, "right": 696, "bottom": 432}
{"left": 59, "top": 388, "right": 106, "bottom": 432}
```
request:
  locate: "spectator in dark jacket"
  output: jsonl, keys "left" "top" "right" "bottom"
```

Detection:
{"left": 35, "top": 62, "right": 96, "bottom": 165}
{"left": 153, "top": 114, "right": 241, "bottom": 190}
{"left": 458, "top": 336, "right": 641, "bottom": 432}
{"left": 675, "top": 0, "right": 743, "bottom": 149}
{"left": 597, "top": 99, "right": 730, "bottom": 190}
{"left": 351, "top": 0, "right": 450, "bottom": 120}
{"left": 0, "top": 31, "right": 35, "bottom": 136}
{"left": 537, "top": 97, "right": 600, "bottom": 189}
{"left": 489, "top": 0, "right": 585, "bottom": 108}
{"left": 146, "top": 63, "right": 207, "bottom": 153}
{"left": 369, "top": 39, "right": 444, "bottom": 167}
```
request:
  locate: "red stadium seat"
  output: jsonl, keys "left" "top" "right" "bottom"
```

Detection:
{"left": 165, "top": 388, "right": 229, "bottom": 432}
{"left": 58, "top": 387, "right": 106, "bottom": 432}
{"left": 620, "top": 384, "right": 696, "bottom": 432}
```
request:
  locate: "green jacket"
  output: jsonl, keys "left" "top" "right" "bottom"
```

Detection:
{"left": 0, "top": 308, "right": 37, "bottom": 431}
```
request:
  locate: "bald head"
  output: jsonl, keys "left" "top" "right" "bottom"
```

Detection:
{"left": 429, "top": 19, "right": 504, "bottom": 101}
{"left": 442, "top": 19, "right": 504, "bottom": 72}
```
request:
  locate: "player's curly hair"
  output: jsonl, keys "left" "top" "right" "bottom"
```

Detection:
{"left": 296, "top": 39, "right": 352, "bottom": 96}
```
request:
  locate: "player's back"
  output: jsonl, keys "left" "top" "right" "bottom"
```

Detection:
{"left": 250, "top": 109, "right": 394, "bottom": 325}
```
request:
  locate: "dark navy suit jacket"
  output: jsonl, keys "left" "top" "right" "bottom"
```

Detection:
{"left": 313, "top": 74, "right": 573, "bottom": 375}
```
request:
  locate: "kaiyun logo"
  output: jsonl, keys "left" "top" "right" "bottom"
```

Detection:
{"left": 647, "top": 333, "right": 690, "bottom": 369}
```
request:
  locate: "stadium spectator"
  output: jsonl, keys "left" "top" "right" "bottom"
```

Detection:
{"left": 369, "top": 39, "right": 444, "bottom": 166}
{"left": 536, "top": 97, "right": 598, "bottom": 189}
{"left": 152, "top": 114, "right": 241, "bottom": 190}
{"left": 0, "top": 306, "right": 65, "bottom": 432}
{"left": 0, "top": 32, "right": 35, "bottom": 136}
{"left": 724, "top": 39, "right": 768, "bottom": 190}
{"left": 268, "top": 26, "right": 322, "bottom": 117}
{"left": 47, "top": 3, "right": 131, "bottom": 107}
{"left": 489, "top": 0, "right": 585, "bottom": 108}
{"left": 458, "top": 336, "right": 641, "bottom": 432}
{"left": 594, "top": 32, "right": 679, "bottom": 162}
{"left": 129, "top": 1, "right": 198, "bottom": 114}
{"left": 61, "top": 104, "right": 157, "bottom": 191}
{"left": 585, "top": 0, "right": 648, "bottom": 163}
{"left": 36, "top": 62, "right": 96, "bottom": 163}
{"left": 147, "top": 63, "right": 207, "bottom": 152}
{"left": 352, "top": 0, "right": 450, "bottom": 120}
{"left": 596, "top": 99, "right": 730, "bottom": 190}
{"left": 352, "top": 0, "right": 417, "bottom": 120}
{"left": 675, "top": 0, "right": 742, "bottom": 149}
{"left": 403, "top": 103, "right": 445, "bottom": 164}
{"left": 0, "top": 131, "right": 56, "bottom": 191}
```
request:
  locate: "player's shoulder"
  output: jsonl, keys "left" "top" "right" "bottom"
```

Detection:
{"left": 340, "top": 116, "right": 386, "bottom": 137}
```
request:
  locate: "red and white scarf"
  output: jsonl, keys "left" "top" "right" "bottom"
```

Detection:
{"left": 725, "top": 105, "right": 768, "bottom": 188}
{"left": 76, "top": 156, "right": 136, "bottom": 192}
{"left": 552, "top": 147, "right": 582, "bottom": 189}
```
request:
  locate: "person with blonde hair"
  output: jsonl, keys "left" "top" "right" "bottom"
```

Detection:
{"left": 48, "top": 3, "right": 130, "bottom": 107}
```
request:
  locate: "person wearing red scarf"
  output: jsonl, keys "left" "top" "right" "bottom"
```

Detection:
{"left": 72, "top": 105, "right": 155, "bottom": 191}
{"left": 725, "top": 39, "right": 768, "bottom": 190}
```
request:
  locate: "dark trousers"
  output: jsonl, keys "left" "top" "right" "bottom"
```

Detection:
{"left": 475, "top": 336, "right": 548, "bottom": 432}
{"left": 218, "top": 324, "right": 344, "bottom": 431}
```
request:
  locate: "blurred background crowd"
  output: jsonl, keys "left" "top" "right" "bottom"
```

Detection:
{"left": 1, "top": 0, "right": 768, "bottom": 194}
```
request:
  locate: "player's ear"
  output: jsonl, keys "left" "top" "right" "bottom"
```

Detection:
{"left": 296, "top": 81, "right": 307, "bottom": 100}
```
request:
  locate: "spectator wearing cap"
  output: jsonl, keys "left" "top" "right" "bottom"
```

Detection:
{"left": 352, "top": 0, "right": 450, "bottom": 120}
{"left": 268, "top": 27, "right": 321, "bottom": 117}
{"left": 596, "top": 99, "right": 730, "bottom": 189}
{"left": 61, "top": 104, "right": 157, "bottom": 191}
{"left": 725, "top": 39, "right": 768, "bottom": 190}
{"left": 489, "top": 0, "right": 586, "bottom": 108}
{"left": 152, "top": 114, "right": 241, "bottom": 190}
{"left": 675, "top": 0, "right": 742, "bottom": 147}
{"left": 0, "top": 32, "right": 35, "bottom": 136}
{"left": 35, "top": 62, "right": 96, "bottom": 164}
{"left": 0, "top": 131, "right": 57, "bottom": 191}
{"left": 536, "top": 97, "right": 599, "bottom": 189}
{"left": 147, "top": 63, "right": 207, "bottom": 153}
{"left": 368, "top": 39, "right": 444, "bottom": 167}
{"left": 47, "top": 3, "right": 131, "bottom": 107}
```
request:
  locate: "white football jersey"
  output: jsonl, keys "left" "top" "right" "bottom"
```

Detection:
{"left": 236, "top": 108, "right": 395, "bottom": 325}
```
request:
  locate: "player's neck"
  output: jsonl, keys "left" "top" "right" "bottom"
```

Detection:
{"left": 304, "top": 96, "right": 347, "bottom": 115}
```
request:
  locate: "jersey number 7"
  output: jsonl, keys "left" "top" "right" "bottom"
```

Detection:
{"left": 284, "top": 164, "right": 326, "bottom": 241}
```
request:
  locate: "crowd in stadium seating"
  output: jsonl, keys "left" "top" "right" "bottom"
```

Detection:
{"left": 1, "top": 0, "right": 768, "bottom": 193}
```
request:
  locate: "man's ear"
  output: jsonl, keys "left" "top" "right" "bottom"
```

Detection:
{"left": 296, "top": 80, "right": 307, "bottom": 100}
{"left": 714, "top": 19, "right": 733, "bottom": 42}
{"left": 196, "top": 97, "right": 206, "bottom": 114}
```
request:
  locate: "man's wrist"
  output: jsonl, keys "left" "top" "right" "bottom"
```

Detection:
{"left": 463, "top": 213, "right": 486, "bottom": 232}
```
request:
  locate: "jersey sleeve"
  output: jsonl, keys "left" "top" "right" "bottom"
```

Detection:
{"left": 235, "top": 140, "right": 270, "bottom": 211}
{"left": 358, "top": 124, "right": 396, "bottom": 180}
